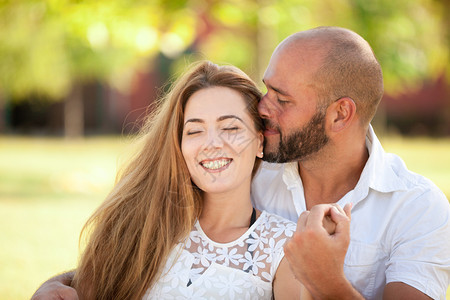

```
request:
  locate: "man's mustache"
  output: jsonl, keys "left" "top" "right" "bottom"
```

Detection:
{"left": 263, "top": 119, "right": 279, "bottom": 131}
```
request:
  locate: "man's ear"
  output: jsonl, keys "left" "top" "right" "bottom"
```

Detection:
{"left": 327, "top": 97, "right": 356, "bottom": 132}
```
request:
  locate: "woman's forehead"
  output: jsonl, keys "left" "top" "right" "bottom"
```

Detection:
{"left": 184, "top": 87, "right": 249, "bottom": 118}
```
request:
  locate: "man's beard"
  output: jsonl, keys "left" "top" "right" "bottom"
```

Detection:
{"left": 263, "top": 109, "right": 329, "bottom": 163}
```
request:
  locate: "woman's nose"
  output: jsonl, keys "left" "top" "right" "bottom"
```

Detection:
{"left": 204, "top": 130, "right": 224, "bottom": 151}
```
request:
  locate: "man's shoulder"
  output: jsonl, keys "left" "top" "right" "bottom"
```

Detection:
{"left": 385, "top": 152, "right": 445, "bottom": 196}
{"left": 364, "top": 151, "right": 449, "bottom": 220}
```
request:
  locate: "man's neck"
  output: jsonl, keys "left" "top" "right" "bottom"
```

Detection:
{"left": 299, "top": 142, "right": 369, "bottom": 210}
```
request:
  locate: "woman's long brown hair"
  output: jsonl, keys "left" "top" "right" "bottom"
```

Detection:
{"left": 72, "top": 61, "right": 263, "bottom": 300}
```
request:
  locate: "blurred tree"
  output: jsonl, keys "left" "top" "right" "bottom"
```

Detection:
{"left": 257, "top": 0, "right": 448, "bottom": 92}
{"left": 172, "top": 0, "right": 448, "bottom": 94}
{"left": 0, "top": 0, "right": 163, "bottom": 137}
{"left": 0, "top": 0, "right": 448, "bottom": 136}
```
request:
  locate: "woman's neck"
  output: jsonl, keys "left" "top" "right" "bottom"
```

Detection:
{"left": 199, "top": 187, "right": 254, "bottom": 243}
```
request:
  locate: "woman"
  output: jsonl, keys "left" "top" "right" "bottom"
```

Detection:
{"left": 71, "top": 61, "right": 333, "bottom": 299}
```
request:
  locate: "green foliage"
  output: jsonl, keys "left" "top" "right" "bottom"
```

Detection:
{"left": 0, "top": 0, "right": 448, "bottom": 101}
{"left": 0, "top": 0, "right": 197, "bottom": 99}
{"left": 259, "top": 0, "right": 449, "bottom": 93}
{"left": 0, "top": 1, "right": 68, "bottom": 98}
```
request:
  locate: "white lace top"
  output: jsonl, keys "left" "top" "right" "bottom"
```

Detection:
{"left": 143, "top": 211, "right": 296, "bottom": 300}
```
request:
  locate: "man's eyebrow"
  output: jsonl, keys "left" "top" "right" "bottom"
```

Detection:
{"left": 262, "top": 79, "right": 291, "bottom": 97}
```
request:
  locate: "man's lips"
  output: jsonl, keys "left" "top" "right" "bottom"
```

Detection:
{"left": 262, "top": 120, "right": 279, "bottom": 136}
{"left": 264, "top": 128, "right": 279, "bottom": 136}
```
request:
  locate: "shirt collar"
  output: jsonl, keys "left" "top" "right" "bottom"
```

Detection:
{"left": 352, "top": 125, "right": 408, "bottom": 199}
{"left": 282, "top": 162, "right": 302, "bottom": 190}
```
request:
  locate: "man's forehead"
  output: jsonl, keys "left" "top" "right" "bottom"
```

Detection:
{"left": 277, "top": 36, "right": 327, "bottom": 64}
{"left": 268, "top": 42, "right": 324, "bottom": 77}
{"left": 262, "top": 77, "right": 291, "bottom": 97}
{"left": 263, "top": 49, "right": 304, "bottom": 92}
{"left": 263, "top": 50, "right": 290, "bottom": 82}
{"left": 262, "top": 62, "right": 289, "bottom": 93}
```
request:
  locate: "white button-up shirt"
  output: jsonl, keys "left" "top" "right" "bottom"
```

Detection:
{"left": 251, "top": 126, "right": 450, "bottom": 299}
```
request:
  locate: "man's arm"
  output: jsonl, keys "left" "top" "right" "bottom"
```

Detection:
{"left": 31, "top": 270, "right": 78, "bottom": 300}
{"left": 284, "top": 203, "right": 364, "bottom": 299}
{"left": 383, "top": 282, "right": 432, "bottom": 300}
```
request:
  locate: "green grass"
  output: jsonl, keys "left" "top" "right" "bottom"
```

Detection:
{"left": 0, "top": 136, "right": 129, "bottom": 299}
{"left": 0, "top": 135, "right": 449, "bottom": 299}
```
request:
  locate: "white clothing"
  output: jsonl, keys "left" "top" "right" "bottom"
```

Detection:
{"left": 144, "top": 211, "right": 296, "bottom": 300}
{"left": 251, "top": 126, "right": 450, "bottom": 299}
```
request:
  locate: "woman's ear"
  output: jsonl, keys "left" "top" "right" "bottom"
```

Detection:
{"left": 327, "top": 97, "right": 356, "bottom": 132}
{"left": 256, "top": 132, "right": 264, "bottom": 158}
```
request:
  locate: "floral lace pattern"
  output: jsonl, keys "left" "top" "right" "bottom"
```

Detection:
{"left": 143, "top": 211, "right": 296, "bottom": 300}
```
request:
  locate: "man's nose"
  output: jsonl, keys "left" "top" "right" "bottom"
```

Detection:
{"left": 258, "top": 93, "right": 273, "bottom": 119}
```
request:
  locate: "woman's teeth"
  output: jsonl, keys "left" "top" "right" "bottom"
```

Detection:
{"left": 201, "top": 159, "right": 231, "bottom": 170}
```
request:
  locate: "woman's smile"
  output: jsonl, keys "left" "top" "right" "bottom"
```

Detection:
{"left": 199, "top": 158, "right": 233, "bottom": 172}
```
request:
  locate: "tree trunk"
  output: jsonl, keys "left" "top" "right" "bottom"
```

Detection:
{"left": 254, "top": 0, "right": 277, "bottom": 82}
{"left": 0, "top": 91, "right": 5, "bottom": 133}
{"left": 64, "top": 84, "right": 84, "bottom": 139}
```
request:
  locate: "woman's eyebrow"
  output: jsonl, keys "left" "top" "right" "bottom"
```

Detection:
{"left": 217, "top": 115, "right": 244, "bottom": 123}
{"left": 184, "top": 115, "right": 244, "bottom": 126}
{"left": 184, "top": 118, "right": 204, "bottom": 125}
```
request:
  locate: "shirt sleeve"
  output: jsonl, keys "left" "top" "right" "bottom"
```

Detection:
{"left": 385, "top": 188, "right": 450, "bottom": 299}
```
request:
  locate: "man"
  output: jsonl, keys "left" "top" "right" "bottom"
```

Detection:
{"left": 252, "top": 26, "right": 450, "bottom": 299}
{"left": 32, "top": 26, "right": 450, "bottom": 299}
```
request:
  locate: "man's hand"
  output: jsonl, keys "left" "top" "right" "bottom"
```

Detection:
{"left": 284, "top": 203, "right": 363, "bottom": 299}
{"left": 31, "top": 271, "right": 78, "bottom": 300}
{"left": 322, "top": 213, "right": 337, "bottom": 235}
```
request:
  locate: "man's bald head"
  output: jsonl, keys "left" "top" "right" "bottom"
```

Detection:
{"left": 275, "top": 26, "right": 384, "bottom": 126}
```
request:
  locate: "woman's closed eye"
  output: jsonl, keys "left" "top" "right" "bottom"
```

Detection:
{"left": 223, "top": 126, "right": 240, "bottom": 131}
{"left": 185, "top": 129, "right": 203, "bottom": 135}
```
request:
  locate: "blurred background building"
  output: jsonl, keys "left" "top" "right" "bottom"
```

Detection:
{"left": 0, "top": 0, "right": 449, "bottom": 137}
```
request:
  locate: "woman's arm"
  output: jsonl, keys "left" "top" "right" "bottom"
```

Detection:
{"left": 273, "top": 258, "right": 313, "bottom": 299}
